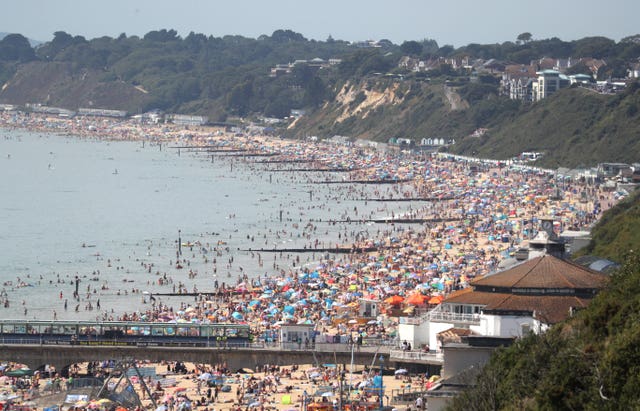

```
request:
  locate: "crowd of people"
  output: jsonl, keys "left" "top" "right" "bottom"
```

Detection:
{"left": 0, "top": 110, "right": 623, "bottom": 349}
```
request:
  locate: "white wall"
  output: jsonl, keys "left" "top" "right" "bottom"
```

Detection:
{"left": 427, "top": 395, "right": 451, "bottom": 411}
{"left": 398, "top": 321, "right": 430, "bottom": 349}
{"left": 475, "top": 314, "right": 536, "bottom": 338}
{"left": 429, "top": 322, "right": 455, "bottom": 352}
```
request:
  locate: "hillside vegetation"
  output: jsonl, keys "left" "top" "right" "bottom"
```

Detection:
{"left": 576, "top": 190, "right": 640, "bottom": 262}
{"left": 451, "top": 83, "right": 640, "bottom": 167}
{"left": 447, "top": 192, "right": 640, "bottom": 410}
{"left": 1, "top": 31, "right": 640, "bottom": 167}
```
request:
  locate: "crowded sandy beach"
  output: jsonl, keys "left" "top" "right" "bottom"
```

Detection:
{"left": 0, "top": 110, "right": 625, "bottom": 411}
{"left": 1, "top": 358, "right": 436, "bottom": 411}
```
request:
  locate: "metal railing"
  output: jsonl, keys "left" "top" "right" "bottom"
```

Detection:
{"left": 0, "top": 337, "right": 42, "bottom": 344}
{"left": 0, "top": 337, "right": 396, "bottom": 354}
{"left": 428, "top": 305, "right": 481, "bottom": 325}
{"left": 391, "top": 387, "right": 428, "bottom": 404}
{"left": 389, "top": 349, "right": 443, "bottom": 363}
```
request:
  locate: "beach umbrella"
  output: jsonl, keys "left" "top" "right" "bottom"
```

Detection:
{"left": 5, "top": 368, "right": 32, "bottom": 377}
{"left": 428, "top": 295, "right": 444, "bottom": 305}
{"left": 405, "top": 293, "right": 427, "bottom": 306}
{"left": 384, "top": 295, "right": 404, "bottom": 305}
{"left": 231, "top": 311, "right": 243, "bottom": 320}
{"left": 394, "top": 369, "right": 409, "bottom": 375}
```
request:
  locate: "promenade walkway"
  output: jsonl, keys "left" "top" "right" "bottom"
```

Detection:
{"left": 0, "top": 337, "right": 442, "bottom": 375}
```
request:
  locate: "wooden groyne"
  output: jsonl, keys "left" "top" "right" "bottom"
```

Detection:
{"left": 254, "top": 159, "right": 314, "bottom": 164}
{"left": 240, "top": 246, "right": 379, "bottom": 254}
{"left": 203, "top": 148, "right": 248, "bottom": 153}
{"left": 169, "top": 145, "right": 239, "bottom": 150}
{"left": 225, "top": 152, "right": 278, "bottom": 157}
{"left": 313, "top": 179, "right": 413, "bottom": 185}
{"left": 317, "top": 217, "right": 460, "bottom": 224}
{"left": 268, "top": 168, "right": 356, "bottom": 173}
{"left": 358, "top": 196, "right": 457, "bottom": 202}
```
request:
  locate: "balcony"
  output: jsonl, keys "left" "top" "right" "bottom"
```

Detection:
{"left": 428, "top": 305, "right": 481, "bottom": 325}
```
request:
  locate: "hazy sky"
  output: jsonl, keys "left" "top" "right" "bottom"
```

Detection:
{"left": 3, "top": 0, "right": 639, "bottom": 47}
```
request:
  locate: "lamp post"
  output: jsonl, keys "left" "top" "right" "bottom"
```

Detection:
{"left": 339, "top": 369, "right": 344, "bottom": 411}
{"left": 379, "top": 355, "right": 385, "bottom": 408}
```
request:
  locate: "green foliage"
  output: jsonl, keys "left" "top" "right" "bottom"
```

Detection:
{"left": 0, "top": 61, "right": 15, "bottom": 85}
{"left": 400, "top": 41, "right": 423, "bottom": 56}
{"left": 573, "top": 36, "right": 616, "bottom": 59}
{"left": 338, "top": 49, "right": 397, "bottom": 79}
{"left": 577, "top": 191, "right": 640, "bottom": 262}
{"left": 458, "top": 82, "right": 498, "bottom": 103}
{"left": 564, "top": 61, "right": 592, "bottom": 76}
{"left": 1, "top": 29, "right": 359, "bottom": 116}
{"left": 0, "top": 34, "right": 36, "bottom": 62}
{"left": 517, "top": 32, "right": 533, "bottom": 44}
{"left": 270, "top": 29, "right": 307, "bottom": 43}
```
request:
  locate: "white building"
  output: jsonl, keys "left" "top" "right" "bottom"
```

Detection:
{"left": 425, "top": 254, "right": 607, "bottom": 351}
{"left": 396, "top": 254, "right": 608, "bottom": 354}
{"left": 78, "top": 108, "right": 127, "bottom": 118}
{"left": 279, "top": 324, "right": 315, "bottom": 350}
{"left": 168, "top": 114, "right": 208, "bottom": 126}
{"left": 531, "top": 69, "right": 569, "bottom": 101}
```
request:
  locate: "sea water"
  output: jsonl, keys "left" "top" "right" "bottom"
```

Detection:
{"left": 0, "top": 130, "right": 424, "bottom": 321}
